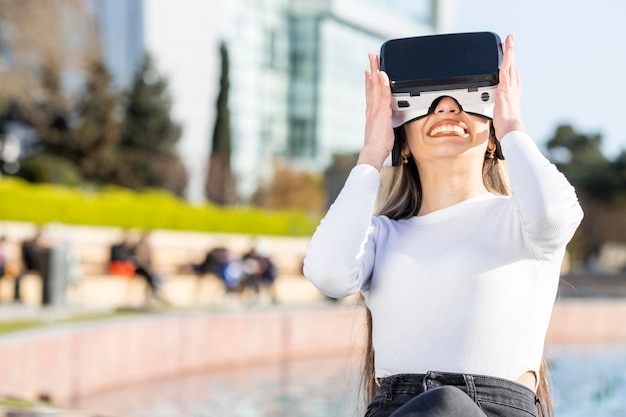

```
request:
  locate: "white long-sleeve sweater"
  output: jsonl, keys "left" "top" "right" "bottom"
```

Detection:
{"left": 303, "top": 131, "right": 583, "bottom": 382}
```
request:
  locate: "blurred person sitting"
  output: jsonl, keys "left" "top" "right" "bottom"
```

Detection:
{"left": 0, "top": 235, "right": 23, "bottom": 303}
{"left": 192, "top": 246, "right": 241, "bottom": 292}
{"left": 109, "top": 232, "right": 163, "bottom": 301}
{"left": 0, "top": 235, "right": 7, "bottom": 278}
{"left": 15, "top": 231, "right": 50, "bottom": 303}
{"left": 240, "top": 242, "right": 277, "bottom": 302}
{"left": 109, "top": 234, "right": 136, "bottom": 277}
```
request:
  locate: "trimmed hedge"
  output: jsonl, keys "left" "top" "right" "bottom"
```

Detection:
{"left": 0, "top": 177, "right": 320, "bottom": 236}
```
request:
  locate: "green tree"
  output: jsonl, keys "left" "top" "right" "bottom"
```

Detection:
{"left": 0, "top": 0, "right": 99, "bottom": 107}
{"left": 205, "top": 41, "right": 237, "bottom": 205}
{"left": 546, "top": 124, "right": 626, "bottom": 267}
{"left": 118, "top": 53, "right": 187, "bottom": 197}
{"left": 546, "top": 124, "right": 622, "bottom": 202}
{"left": 19, "top": 59, "right": 121, "bottom": 186}
{"left": 1, "top": 3, "right": 187, "bottom": 197}
{"left": 73, "top": 60, "right": 122, "bottom": 183}
{"left": 613, "top": 150, "right": 626, "bottom": 195}
{"left": 0, "top": 0, "right": 101, "bottom": 185}
{"left": 17, "top": 60, "right": 82, "bottom": 185}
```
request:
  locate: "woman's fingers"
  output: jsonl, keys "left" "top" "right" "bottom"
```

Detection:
{"left": 368, "top": 52, "right": 381, "bottom": 104}
{"left": 500, "top": 34, "right": 521, "bottom": 91}
{"left": 504, "top": 33, "right": 522, "bottom": 94}
{"left": 501, "top": 35, "right": 512, "bottom": 71}
{"left": 365, "top": 69, "right": 372, "bottom": 108}
{"left": 361, "top": 52, "right": 395, "bottom": 168}
{"left": 379, "top": 63, "right": 391, "bottom": 99}
{"left": 365, "top": 52, "right": 377, "bottom": 111}
{"left": 494, "top": 33, "right": 525, "bottom": 137}
{"left": 365, "top": 53, "right": 392, "bottom": 113}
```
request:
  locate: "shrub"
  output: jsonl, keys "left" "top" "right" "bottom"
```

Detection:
{"left": 0, "top": 177, "right": 319, "bottom": 236}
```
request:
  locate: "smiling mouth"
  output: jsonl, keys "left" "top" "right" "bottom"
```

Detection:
{"left": 427, "top": 123, "right": 469, "bottom": 137}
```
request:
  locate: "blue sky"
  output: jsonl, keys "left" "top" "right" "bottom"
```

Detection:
{"left": 448, "top": 0, "right": 626, "bottom": 158}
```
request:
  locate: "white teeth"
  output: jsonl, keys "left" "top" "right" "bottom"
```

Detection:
{"left": 429, "top": 124, "right": 466, "bottom": 136}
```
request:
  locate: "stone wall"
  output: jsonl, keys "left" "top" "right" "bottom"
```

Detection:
{"left": 1, "top": 300, "right": 625, "bottom": 407}
{"left": 0, "top": 304, "right": 366, "bottom": 406}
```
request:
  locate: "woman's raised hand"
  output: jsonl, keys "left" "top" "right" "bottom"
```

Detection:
{"left": 357, "top": 52, "right": 395, "bottom": 170}
{"left": 493, "top": 33, "right": 526, "bottom": 139}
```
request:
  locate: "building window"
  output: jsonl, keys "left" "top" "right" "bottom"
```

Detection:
{"left": 289, "top": 117, "right": 315, "bottom": 158}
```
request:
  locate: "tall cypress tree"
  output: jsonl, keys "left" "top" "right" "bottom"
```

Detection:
{"left": 205, "top": 41, "right": 237, "bottom": 205}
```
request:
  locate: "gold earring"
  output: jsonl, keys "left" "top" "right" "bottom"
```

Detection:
{"left": 401, "top": 151, "right": 410, "bottom": 164}
{"left": 486, "top": 143, "right": 496, "bottom": 159}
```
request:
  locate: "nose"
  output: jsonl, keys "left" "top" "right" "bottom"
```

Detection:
{"left": 433, "top": 96, "right": 461, "bottom": 115}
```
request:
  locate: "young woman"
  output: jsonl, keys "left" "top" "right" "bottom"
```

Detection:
{"left": 303, "top": 34, "right": 583, "bottom": 417}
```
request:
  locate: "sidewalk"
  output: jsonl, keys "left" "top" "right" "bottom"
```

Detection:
{"left": 0, "top": 302, "right": 115, "bottom": 323}
{"left": 0, "top": 273, "right": 335, "bottom": 328}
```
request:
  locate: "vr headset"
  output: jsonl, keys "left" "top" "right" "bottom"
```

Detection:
{"left": 379, "top": 31, "right": 503, "bottom": 165}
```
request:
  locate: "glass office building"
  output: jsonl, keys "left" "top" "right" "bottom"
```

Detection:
{"left": 287, "top": 0, "right": 437, "bottom": 171}
{"left": 89, "top": 0, "right": 444, "bottom": 202}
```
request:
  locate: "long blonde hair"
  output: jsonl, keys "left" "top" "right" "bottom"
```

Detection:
{"left": 361, "top": 123, "right": 553, "bottom": 416}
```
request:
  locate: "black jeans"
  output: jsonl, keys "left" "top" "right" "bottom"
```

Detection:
{"left": 364, "top": 371, "right": 544, "bottom": 417}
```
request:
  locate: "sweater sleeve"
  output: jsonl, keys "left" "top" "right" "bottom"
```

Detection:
{"left": 303, "top": 164, "right": 380, "bottom": 298}
{"left": 500, "top": 131, "right": 584, "bottom": 259}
